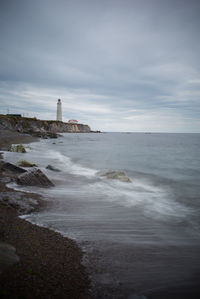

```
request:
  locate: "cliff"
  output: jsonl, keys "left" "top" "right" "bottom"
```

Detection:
{"left": 0, "top": 115, "right": 91, "bottom": 137}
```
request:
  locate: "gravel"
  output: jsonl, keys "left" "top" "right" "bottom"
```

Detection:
{"left": 0, "top": 129, "right": 90, "bottom": 299}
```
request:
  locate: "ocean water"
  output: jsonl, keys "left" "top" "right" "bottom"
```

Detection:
{"left": 4, "top": 133, "right": 200, "bottom": 298}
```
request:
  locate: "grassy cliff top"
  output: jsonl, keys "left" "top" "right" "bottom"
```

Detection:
{"left": 0, "top": 114, "right": 63, "bottom": 124}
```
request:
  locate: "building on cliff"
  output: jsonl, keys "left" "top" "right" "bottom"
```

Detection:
{"left": 68, "top": 119, "right": 78, "bottom": 124}
{"left": 56, "top": 99, "right": 62, "bottom": 121}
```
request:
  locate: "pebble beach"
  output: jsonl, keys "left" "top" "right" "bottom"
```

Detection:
{"left": 0, "top": 130, "right": 90, "bottom": 299}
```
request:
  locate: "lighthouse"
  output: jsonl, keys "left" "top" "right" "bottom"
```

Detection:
{"left": 57, "top": 99, "right": 62, "bottom": 121}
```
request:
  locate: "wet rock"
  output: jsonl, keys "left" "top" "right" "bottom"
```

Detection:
{"left": 0, "top": 191, "right": 22, "bottom": 202}
{"left": 46, "top": 165, "right": 61, "bottom": 172}
{"left": 9, "top": 144, "right": 26, "bottom": 153}
{"left": 0, "top": 192, "right": 37, "bottom": 213}
{"left": 17, "top": 160, "right": 37, "bottom": 167}
{"left": 17, "top": 168, "right": 54, "bottom": 187}
{"left": 2, "top": 162, "right": 27, "bottom": 173}
{"left": 0, "top": 176, "right": 11, "bottom": 184}
{"left": 91, "top": 130, "right": 101, "bottom": 133}
{"left": 31, "top": 131, "right": 58, "bottom": 139}
{"left": 30, "top": 131, "right": 46, "bottom": 138}
{"left": 0, "top": 242, "right": 19, "bottom": 273}
{"left": 99, "top": 170, "right": 131, "bottom": 182}
{"left": 47, "top": 132, "right": 58, "bottom": 138}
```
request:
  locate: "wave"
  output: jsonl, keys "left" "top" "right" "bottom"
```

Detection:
{"left": 84, "top": 178, "right": 190, "bottom": 219}
{"left": 3, "top": 140, "right": 192, "bottom": 222}
{"left": 44, "top": 150, "right": 97, "bottom": 177}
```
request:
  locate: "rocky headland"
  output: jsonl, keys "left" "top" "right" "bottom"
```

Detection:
{"left": 0, "top": 114, "right": 92, "bottom": 139}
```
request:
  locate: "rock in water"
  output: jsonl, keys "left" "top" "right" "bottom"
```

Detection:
{"left": 17, "top": 168, "right": 54, "bottom": 187}
{"left": 0, "top": 191, "right": 38, "bottom": 214}
{"left": 46, "top": 164, "right": 61, "bottom": 172}
{"left": 17, "top": 160, "right": 37, "bottom": 167}
{"left": 9, "top": 144, "right": 26, "bottom": 153}
{"left": 100, "top": 170, "right": 131, "bottom": 182}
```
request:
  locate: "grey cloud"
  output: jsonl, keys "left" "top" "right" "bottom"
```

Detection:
{"left": 0, "top": 0, "right": 200, "bottom": 132}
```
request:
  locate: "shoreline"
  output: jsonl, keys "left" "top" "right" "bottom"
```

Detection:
{"left": 0, "top": 130, "right": 90, "bottom": 298}
{"left": 2, "top": 130, "right": 200, "bottom": 299}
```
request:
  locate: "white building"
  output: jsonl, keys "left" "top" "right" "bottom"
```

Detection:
{"left": 56, "top": 99, "right": 62, "bottom": 121}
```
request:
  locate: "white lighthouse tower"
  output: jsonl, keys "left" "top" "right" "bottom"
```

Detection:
{"left": 57, "top": 99, "right": 62, "bottom": 121}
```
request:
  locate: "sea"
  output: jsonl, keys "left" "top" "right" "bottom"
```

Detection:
{"left": 3, "top": 132, "right": 200, "bottom": 298}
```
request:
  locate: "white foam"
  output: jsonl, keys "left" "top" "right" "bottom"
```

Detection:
{"left": 27, "top": 147, "right": 98, "bottom": 178}
{"left": 4, "top": 140, "right": 97, "bottom": 179}
{"left": 84, "top": 178, "right": 190, "bottom": 219}
{"left": 48, "top": 151, "right": 97, "bottom": 177}
{"left": 41, "top": 173, "right": 190, "bottom": 220}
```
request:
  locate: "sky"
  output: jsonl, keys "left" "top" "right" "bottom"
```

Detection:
{"left": 0, "top": 0, "right": 200, "bottom": 132}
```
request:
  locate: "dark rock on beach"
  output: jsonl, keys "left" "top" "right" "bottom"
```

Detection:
{"left": 2, "top": 162, "right": 27, "bottom": 174}
{"left": 0, "top": 242, "right": 20, "bottom": 274}
{"left": 31, "top": 131, "right": 58, "bottom": 139}
{"left": 17, "top": 168, "right": 54, "bottom": 187}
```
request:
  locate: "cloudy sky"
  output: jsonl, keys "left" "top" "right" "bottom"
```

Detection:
{"left": 0, "top": 0, "right": 200, "bottom": 132}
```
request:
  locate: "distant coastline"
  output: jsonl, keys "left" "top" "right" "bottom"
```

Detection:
{"left": 0, "top": 114, "right": 96, "bottom": 137}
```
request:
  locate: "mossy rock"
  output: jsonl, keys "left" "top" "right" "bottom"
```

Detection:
{"left": 9, "top": 144, "right": 26, "bottom": 153}
{"left": 17, "top": 160, "right": 37, "bottom": 167}
{"left": 99, "top": 170, "right": 131, "bottom": 182}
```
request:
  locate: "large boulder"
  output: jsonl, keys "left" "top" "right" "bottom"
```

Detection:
{"left": 2, "top": 162, "right": 27, "bottom": 173}
{"left": 17, "top": 168, "right": 54, "bottom": 187}
{"left": 99, "top": 170, "right": 131, "bottom": 182}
